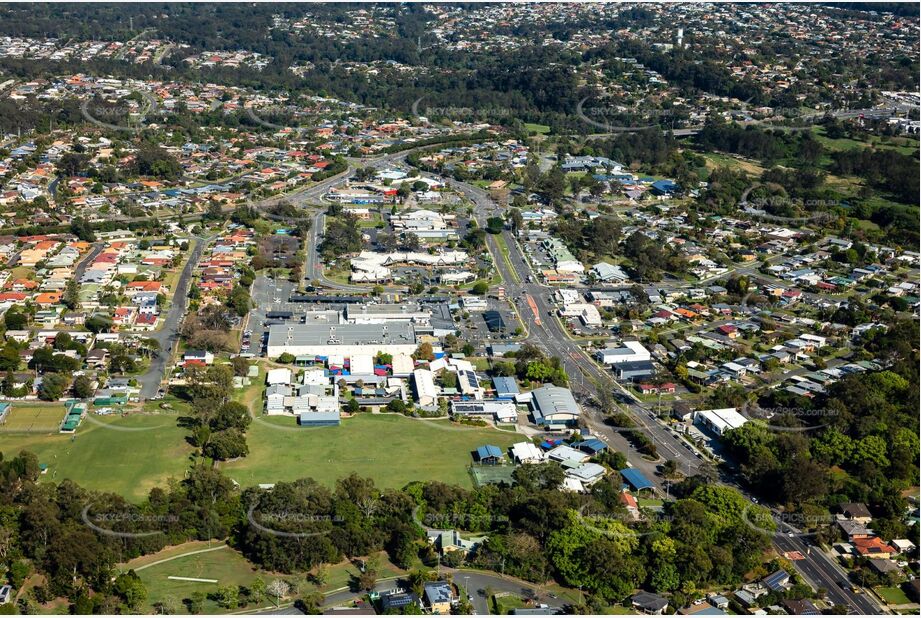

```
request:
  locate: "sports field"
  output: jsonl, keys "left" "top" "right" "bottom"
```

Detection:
{"left": 0, "top": 403, "right": 66, "bottom": 433}
{"left": 221, "top": 413, "right": 520, "bottom": 490}
{"left": 134, "top": 545, "right": 277, "bottom": 613}
{"left": 129, "top": 544, "right": 401, "bottom": 614}
{"left": 0, "top": 412, "right": 193, "bottom": 502}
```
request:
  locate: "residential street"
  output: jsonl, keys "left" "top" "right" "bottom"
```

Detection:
{"left": 137, "top": 233, "right": 212, "bottom": 399}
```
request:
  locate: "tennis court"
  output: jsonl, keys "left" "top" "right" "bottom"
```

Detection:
{"left": 470, "top": 464, "right": 517, "bottom": 487}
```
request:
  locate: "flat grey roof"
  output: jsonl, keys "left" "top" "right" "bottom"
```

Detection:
{"left": 531, "top": 385, "right": 580, "bottom": 416}
{"left": 267, "top": 323, "right": 417, "bottom": 347}
{"left": 345, "top": 303, "right": 426, "bottom": 317}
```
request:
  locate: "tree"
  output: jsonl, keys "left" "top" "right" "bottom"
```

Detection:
{"left": 4, "top": 308, "right": 27, "bottom": 331}
{"left": 214, "top": 585, "right": 240, "bottom": 609}
{"left": 203, "top": 429, "right": 249, "bottom": 461}
{"left": 62, "top": 279, "right": 80, "bottom": 310}
{"left": 0, "top": 345, "right": 21, "bottom": 372}
{"left": 210, "top": 402, "right": 251, "bottom": 432}
{"left": 72, "top": 375, "right": 94, "bottom": 399}
{"left": 486, "top": 217, "right": 505, "bottom": 234}
{"left": 413, "top": 342, "right": 435, "bottom": 362}
{"left": 471, "top": 281, "right": 489, "bottom": 296}
{"left": 507, "top": 208, "right": 524, "bottom": 233}
{"left": 267, "top": 580, "right": 290, "bottom": 606}
{"left": 311, "top": 564, "right": 330, "bottom": 587}
{"left": 228, "top": 285, "right": 251, "bottom": 317}
{"left": 38, "top": 373, "right": 69, "bottom": 401}
{"left": 113, "top": 570, "right": 147, "bottom": 610}
{"left": 85, "top": 314, "right": 113, "bottom": 334}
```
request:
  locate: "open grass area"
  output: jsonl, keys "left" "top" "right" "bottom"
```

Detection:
{"left": 9, "top": 266, "right": 34, "bottom": 280}
{"left": 133, "top": 544, "right": 279, "bottom": 614}
{"left": 810, "top": 126, "right": 920, "bottom": 156}
{"left": 220, "top": 413, "right": 519, "bottom": 490}
{"left": 492, "top": 593, "right": 527, "bottom": 614}
{"left": 0, "top": 402, "right": 66, "bottom": 433}
{"left": 524, "top": 122, "right": 551, "bottom": 135}
{"left": 700, "top": 152, "right": 765, "bottom": 176}
{"left": 129, "top": 545, "right": 401, "bottom": 614}
{"left": 0, "top": 412, "right": 193, "bottom": 502}
{"left": 877, "top": 586, "right": 912, "bottom": 605}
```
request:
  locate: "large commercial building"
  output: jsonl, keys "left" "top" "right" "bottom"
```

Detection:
{"left": 597, "top": 341, "right": 651, "bottom": 365}
{"left": 345, "top": 303, "right": 431, "bottom": 324}
{"left": 266, "top": 323, "right": 418, "bottom": 358}
{"left": 694, "top": 407, "right": 748, "bottom": 436}
{"left": 530, "top": 384, "right": 581, "bottom": 428}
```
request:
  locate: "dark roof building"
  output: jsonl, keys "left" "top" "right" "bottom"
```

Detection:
{"left": 631, "top": 592, "right": 669, "bottom": 614}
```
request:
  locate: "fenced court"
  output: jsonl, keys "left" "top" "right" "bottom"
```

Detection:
{"left": 0, "top": 404, "right": 66, "bottom": 433}
{"left": 470, "top": 464, "right": 517, "bottom": 487}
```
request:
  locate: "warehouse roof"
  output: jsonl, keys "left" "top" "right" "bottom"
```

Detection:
{"left": 267, "top": 323, "right": 417, "bottom": 347}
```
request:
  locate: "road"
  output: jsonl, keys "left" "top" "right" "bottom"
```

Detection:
{"left": 73, "top": 242, "right": 104, "bottom": 281}
{"left": 258, "top": 148, "right": 887, "bottom": 614}
{"left": 251, "top": 568, "right": 564, "bottom": 615}
{"left": 137, "top": 233, "right": 213, "bottom": 399}
{"left": 773, "top": 533, "right": 881, "bottom": 614}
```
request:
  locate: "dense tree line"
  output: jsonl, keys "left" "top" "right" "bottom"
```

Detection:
{"left": 721, "top": 320, "right": 919, "bottom": 541}
{"left": 0, "top": 448, "right": 775, "bottom": 613}
{"left": 830, "top": 147, "right": 919, "bottom": 205}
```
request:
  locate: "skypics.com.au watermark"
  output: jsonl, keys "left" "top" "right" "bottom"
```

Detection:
{"left": 412, "top": 507, "right": 509, "bottom": 531}
{"left": 246, "top": 103, "right": 315, "bottom": 134}
{"left": 411, "top": 95, "right": 516, "bottom": 122}
{"left": 247, "top": 504, "right": 345, "bottom": 539}
{"left": 741, "top": 505, "right": 836, "bottom": 539}
{"left": 576, "top": 504, "right": 679, "bottom": 540}
{"left": 576, "top": 96, "right": 682, "bottom": 133}
{"left": 81, "top": 91, "right": 159, "bottom": 133}
{"left": 740, "top": 401, "right": 839, "bottom": 434}
{"left": 82, "top": 502, "right": 179, "bottom": 539}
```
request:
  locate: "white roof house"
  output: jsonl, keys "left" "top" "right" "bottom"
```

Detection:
{"left": 597, "top": 341, "right": 651, "bottom": 365}
{"left": 511, "top": 441, "right": 544, "bottom": 464}
{"left": 391, "top": 353, "right": 415, "bottom": 377}
{"left": 266, "top": 368, "right": 292, "bottom": 385}
{"left": 411, "top": 369, "right": 438, "bottom": 407}
{"left": 694, "top": 408, "right": 748, "bottom": 436}
{"left": 349, "top": 354, "right": 374, "bottom": 375}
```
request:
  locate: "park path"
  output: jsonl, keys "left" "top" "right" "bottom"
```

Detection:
{"left": 130, "top": 543, "right": 230, "bottom": 572}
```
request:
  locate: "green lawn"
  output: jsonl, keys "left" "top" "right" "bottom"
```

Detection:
{"left": 0, "top": 412, "right": 193, "bottom": 502}
{"left": 220, "top": 414, "right": 519, "bottom": 490}
{"left": 524, "top": 123, "right": 551, "bottom": 135}
{"left": 134, "top": 544, "right": 280, "bottom": 614}
{"left": 132, "top": 545, "right": 401, "bottom": 614}
{"left": 492, "top": 594, "right": 527, "bottom": 614}
{"left": 877, "top": 586, "right": 911, "bottom": 605}
{"left": 0, "top": 403, "right": 67, "bottom": 433}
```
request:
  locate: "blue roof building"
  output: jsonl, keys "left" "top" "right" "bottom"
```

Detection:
{"left": 492, "top": 376, "right": 520, "bottom": 400}
{"left": 620, "top": 467, "right": 654, "bottom": 491}
{"left": 651, "top": 179, "right": 678, "bottom": 195}
{"left": 574, "top": 438, "right": 607, "bottom": 454}
{"left": 475, "top": 444, "right": 504, "bottom": 464}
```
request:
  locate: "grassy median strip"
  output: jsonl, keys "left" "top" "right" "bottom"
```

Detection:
{"left": 494, "top": 234, "right": 521, "bottom": 284}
